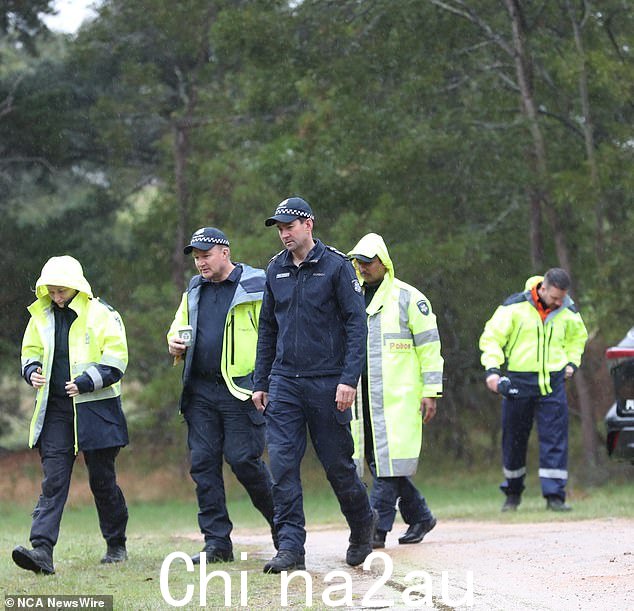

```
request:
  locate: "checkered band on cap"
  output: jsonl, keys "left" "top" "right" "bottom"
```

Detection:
{"left": 191, "top": 233, "right": 229, "bottom": 246}
{"left": 273, "top": 205, "right": 314, "bottom": 220}
{"left": 184, "top": 227, "right": 231, "bottom": 252}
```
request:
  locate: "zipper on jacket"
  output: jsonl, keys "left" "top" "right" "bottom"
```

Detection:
{"left": 230, "top": 311, "right": 235, "bottom": 366}
{"left": 543, "top": 323, "right": 553, "bottom": 392}
{"left": 294, "top": 266, "right": 301, "bottom": 374}
{"left": 536, "top": 322, "right": 541, "bottom": 362}
{"left": 248, "top": 308, "right": 257, "bottom": 331}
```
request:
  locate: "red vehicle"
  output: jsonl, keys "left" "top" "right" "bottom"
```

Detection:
{"left": 605, "top": 328, "right": 634, "bottom": 463}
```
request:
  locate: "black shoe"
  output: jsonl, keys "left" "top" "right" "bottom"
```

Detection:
{"left": 12, "top": 545, "right": 55, "bottom": 575}
{"left": 346, "top": 509, "right": 378, "bottom": 566}
{"left": 191, "top": 547, "right": 234, "bottom": 564}
{"left": 501, "top": 494, "right": 522, "bottom": 513}
{"left": 101, "top": 544, "right": 127, "bottom": 564}
{"left": 546, "top": 496, "right": 572, "bottom": 512}
{"left": 398, "top": 516, "right": 437, "bottom": 545}
{"left": 372, "top": 529, "right": 387, "bottom": 549}
{"left": 263, "top": 550, "right": 306, "bottom": 574}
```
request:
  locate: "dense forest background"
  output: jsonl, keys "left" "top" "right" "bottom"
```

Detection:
{"left": 1, "top": 0, "right": 632, "bottom": 478}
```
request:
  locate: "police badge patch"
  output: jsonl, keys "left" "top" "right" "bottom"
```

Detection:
{"left": 352, "top": 279, "right": 362, "bottom": 294}
{"left": 417, "top": 299, "right": 430, "bottom": 315}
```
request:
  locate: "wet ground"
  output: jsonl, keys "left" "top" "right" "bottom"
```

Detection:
{"left": 227, "top": 518, "right": 633, "bottom": 610}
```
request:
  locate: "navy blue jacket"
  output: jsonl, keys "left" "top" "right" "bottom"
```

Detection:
{"left": 254, "top": 239, "right": 367, "bottom": 391}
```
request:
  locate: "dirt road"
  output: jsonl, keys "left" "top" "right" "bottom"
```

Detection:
{"left": 232, "top": 518, "right": 633, "bottom": 610}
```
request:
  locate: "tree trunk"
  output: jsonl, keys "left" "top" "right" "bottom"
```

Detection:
{"left": 503, "top": 0, "right": 598, "bottom": 466}
{"left": 528, "top": 188, "right": 543, "bottom": 271}
{"left": 565, "top": 0, "right": 606, "bottom": 264}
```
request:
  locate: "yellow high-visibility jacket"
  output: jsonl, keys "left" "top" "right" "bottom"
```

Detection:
{"left": 479, "top": 276, "right": 588, "bottom": 396}
{"left": 22, "top": 256, "right": 128, "bottom": 452}
{"left": 167, "top": 264, "right": 264, "bottom": 404}
{"left": 348, "top": 233, "right": 443, "bottom": 477}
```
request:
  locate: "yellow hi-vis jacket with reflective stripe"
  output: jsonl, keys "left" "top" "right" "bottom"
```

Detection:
{"left": 348, "top": 233, "right": 443, "bottom": 477}
{"left": 22, "top": 257, "right": 128, "bottom": 453}
{"left": 479, "top": 276, "right": 588, "bottom": 396}
{"left": 167, "top": 264, "right": 264, "bottom": 403}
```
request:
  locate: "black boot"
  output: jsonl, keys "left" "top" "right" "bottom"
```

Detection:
{"left": 191, "top": 546, "right": 234, "bottom": 564}
{"left": 101, "top": 544, "right": 128, "bottom": 564}
{"left": 263, "top": 550, "right": 306, "bottom": 574}
{"left": 501, "top": 494, "right": 522, "bottom": 512}
{"left": 372, "top": 529, "right": 387, "bottom": 549}
{"left": 398, "top": 515, "right": 437, "bottom": 544}
{"left": 546, "top": 495, "right": 572, "bottom": 512}
{"left": 346, "top": 509, "right": 378, "bottom": 566}
{"left": 12, "top": 545, "right": 55, "bottom": 575}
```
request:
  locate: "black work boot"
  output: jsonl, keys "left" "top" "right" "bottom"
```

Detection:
{"left": 546, "top": 496, "right": 572, "bottom": 512}
{"left": 191, "top": 546, "right": 234, "bottom": 564}
{"left": 263, "top": 550, "right": 306, "bottom": 574}
{"left": 12, "top": 545, "right": 55, "bottom": 575}
{"left": 501, "top": 494, "right": 522, "bottom": 512}
{"left": 346, "top": 509, "right": 378, "bottom": 566}
{"left": 398, "top": 515, "right": 437, "bottom": 544}
{"left": 372, "top": 529, "right": 387, "bottom": 549}
{"left": 101, "top": 544, "right": 128, "bottom": 564}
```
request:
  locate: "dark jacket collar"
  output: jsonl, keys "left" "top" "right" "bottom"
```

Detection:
{"left": 280, "top": 239, "right": 325, "bottom": 268}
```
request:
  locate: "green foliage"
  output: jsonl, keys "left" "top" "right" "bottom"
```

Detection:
{"left": 0, "top": 0, "right": 632, "bottom": 454}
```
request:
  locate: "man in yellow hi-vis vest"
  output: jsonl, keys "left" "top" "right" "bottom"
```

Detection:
{"left": 480, "top": 268, "right": 588, "bottom": 512}
{"left": 168, "top": 227, "right": 275, "bottom": 564}
{"left": 348, "top": 233, "right": 443, "bottom": 549}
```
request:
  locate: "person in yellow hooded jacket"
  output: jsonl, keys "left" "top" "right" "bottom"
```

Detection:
{"left": 348, "top": 233, "right": 443, "bottom": 549}
{"left": 13, "top": 256, "right": 129, "bottom": 575}
{"left": 479, "top": 268, "right": 588, "bottom": 512}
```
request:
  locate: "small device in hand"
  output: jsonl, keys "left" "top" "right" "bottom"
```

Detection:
{"left": 178, "top": 325, "right": 193, "bottom": 347}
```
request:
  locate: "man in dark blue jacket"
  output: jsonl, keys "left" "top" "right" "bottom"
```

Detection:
{"left": 253, "top": 197, "right": 376, "bottom": 573}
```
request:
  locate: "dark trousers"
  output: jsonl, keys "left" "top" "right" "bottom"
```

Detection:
{"left": 30, "top": 404, "right": 128, "bottom": 551}
{"left": 500, "top": 382, "right": 569, "bottom": 500}
{"left": 265, "top": 375, "right": 373, "bottom": 554}
{"left": 183, "top": 379, "right": 274, "bottom": 551}
{"left": 365, "top": 453, "right": 432, "bottom": 533}
{"left": 362, "top": 396, "right": 432, "bottom": 532}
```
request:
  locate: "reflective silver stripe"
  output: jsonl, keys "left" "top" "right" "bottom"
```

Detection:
{"left": 382, "top": 289, "right": 412, "bottom": 343}
{"left": 31, "top": 309, "right": 55, "bottom": 446}
{"left": 75, "top": 386, "right": 120, "bottom": 403}
{"left": 503, "top": 466, "right": 526, "bottom": 479}
{"left": 353, "top": 377, "right": 365, "bottom": 477}
{"left": 368, "top": 314, "right": 392, "bottom": 475}
{"left": 423, "top": 371, "right": 443, "bottom": 385}
{"left": 74, "top": 358, "right": 126, "bottom": 377}
{"left": 413, "top": 328, "right": 440, "bottom": 346}
{"left": 391, "top": 458, "right": 418, "bottom": 477}
{"left": 539, "top": 468, "right": 568, "bottom": 480}
{"left": 21, "top": 357, "right": 40, "bottom": 374}
{"left": 100, "top": 355, "right": 127, "bottom": 372}
{"left": 85, "top": 365, "right": 104, "bottom": 390}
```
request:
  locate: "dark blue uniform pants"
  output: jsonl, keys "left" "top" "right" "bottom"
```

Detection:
{"left": 266, "top": 375, "right": 373, "bottom": 554}
{"left": 366, "top": 460, "right": 433, "bottom": 533}
{"left": 500, "top": 382, "right": 569, "bottom": 500}
{"left": 31, "top": 405, "right": 128, "bottom": 551}
{"left": 183, "top": 379, "right": 274, "bottom": 551}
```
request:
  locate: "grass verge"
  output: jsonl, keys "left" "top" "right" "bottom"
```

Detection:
{"left": 1, "top": 472, "right": 633, "bottom": 609}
